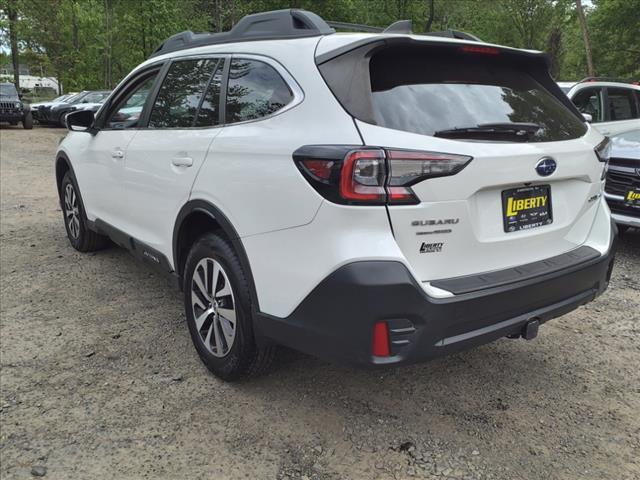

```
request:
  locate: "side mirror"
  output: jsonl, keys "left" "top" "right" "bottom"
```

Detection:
{"left": 582, "top": 113, "right": 593, "bottom": 123}
{"left": 66, "top": 109, "right": 95, "bottom": 132}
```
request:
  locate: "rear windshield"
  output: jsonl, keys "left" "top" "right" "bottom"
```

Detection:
{"left": 368, "top": 49, "right": 586, "bottom": 142}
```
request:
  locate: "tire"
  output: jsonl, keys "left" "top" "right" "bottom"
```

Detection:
{"left": 183, "top": 233, "right": 275, "bottom": 381}
{"left": 60, "top": 172, "right": 109, "bottom": 252}
{"left": 22, "top": 112, "right": 33, "bottom": 129}
{"left": 617, "top": 225, "right": 628, "bottom": 237}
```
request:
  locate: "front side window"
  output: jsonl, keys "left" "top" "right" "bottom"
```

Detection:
{"left": 572, "top": 88, "right": 604, "bottom": 122}
{"left": 226, "top": 59, "right": 293, "bottom": 124}
{"left": 107, "top": 72, "right": 158, "bottom": 129}
{"left": 607, "top": 87, "right": 638, "bottom": 121}
{"left": 149, "top": 58, "right": 217, "bottom": 128}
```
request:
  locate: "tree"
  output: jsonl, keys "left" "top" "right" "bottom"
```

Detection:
{"left": 575, "top": 0, "right": 595, "bottom": 76}
{"left": 4, "top": 0, "right": 19, "bottom": 89}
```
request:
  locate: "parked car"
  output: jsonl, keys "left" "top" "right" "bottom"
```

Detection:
{"left": 57, "top": 9, "right": 616, "bottom": 380}
{"left": 39, "top": 90, "right": 110, "bottom": 126}
{"left": 0, "top": 82, "right": 33, "bottom": 129}
{"left": 562, "top": 78, "right": 640, "bottom": 136}
{"left": 59, "top": 95, "right": 110, "bottom": 127}
{"left": 603, "top": 129, "right": 640, "bottom": 233}
{"left": 31, "top": 93, "right": 76, "bottom": 122}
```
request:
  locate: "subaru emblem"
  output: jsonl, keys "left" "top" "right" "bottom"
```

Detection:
{"left": 535, "top": 157, "right": 557, "bottom": 177}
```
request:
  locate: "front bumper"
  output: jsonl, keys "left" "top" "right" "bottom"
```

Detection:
{"left": 604, "top": 193, "right": 640, "bottom": 227}
{"left": 0, "top": 110, "right": 23, "bottom": 121}
{"left": 258, "top": 229, "right": 616, "bottom": 367}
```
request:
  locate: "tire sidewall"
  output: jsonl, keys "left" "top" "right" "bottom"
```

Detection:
{"left": 183, "top": 234, "right": 254, "bottom": 379}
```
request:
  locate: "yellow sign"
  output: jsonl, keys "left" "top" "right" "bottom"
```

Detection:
{"left": 626, "top": 190, "right": 640, "bottom": 202}
{"left": 506, "top": 195, "right": 548, "bottom": 216}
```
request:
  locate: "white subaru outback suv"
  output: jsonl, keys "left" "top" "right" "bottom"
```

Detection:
{"left": 57, "top": 9, "right": 617, "bottom": 380}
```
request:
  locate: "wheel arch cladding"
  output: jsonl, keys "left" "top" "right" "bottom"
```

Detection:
{"left": 173, "top": 200, "right": 262, "bottom": 314}
{"left": 55, "top": 153, "right": 72, "bottom": 204}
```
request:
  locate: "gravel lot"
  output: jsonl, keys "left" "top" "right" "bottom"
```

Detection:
{"left": 1, "top": 126, "right": 639, "bottom": 480}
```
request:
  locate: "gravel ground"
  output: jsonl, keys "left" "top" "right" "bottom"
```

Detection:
{"left": 1, "top": 126, "right": 639, "bottom": 480}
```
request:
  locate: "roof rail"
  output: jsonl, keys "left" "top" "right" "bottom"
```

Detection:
{"left": 423, "top": 29, "right": 482, "bottom": 42}
{"left": 150, "top": 9, "right": 482, "bottom": 58}
{"left": 150, "top": 9, "right": 334, "bottom": 58}
{"left": 578, "top": 76, "right": 639, "bottom": 85}
{"left": 326, "top": 21, "right": 382, "bottom": 33}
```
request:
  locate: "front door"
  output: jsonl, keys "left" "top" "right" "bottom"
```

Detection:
{"left": 77, "top": 68, "right": 162, "bottom": 227}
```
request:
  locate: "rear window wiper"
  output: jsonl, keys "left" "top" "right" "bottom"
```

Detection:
{"left": 434, "top": 122, "right": 540, "bottom": 140}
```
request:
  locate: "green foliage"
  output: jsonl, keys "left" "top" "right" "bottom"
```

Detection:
{"left": 1, "top": 0, "right": 637, "bottom": 92}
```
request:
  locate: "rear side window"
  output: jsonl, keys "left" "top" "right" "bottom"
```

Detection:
{"left": 225, "top": 59, "right": 293, "bottom": 123}
{"left": 367, "top": 49, "right": 586, "bottom": 142}
{"left": 572, "top": 88, "right": 604, "bottom": 122}
{"left": 149, "top": 58, "right": 217, "bottom": 128}
{"left": 607, "top": 87, "right": 638, "bottom": 120}
{"left": 195, "top": 59, "right": 224, "bottom": 127}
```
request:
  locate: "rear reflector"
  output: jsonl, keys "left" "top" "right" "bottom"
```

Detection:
{"left": 372, "top": 321, "right": 390, "bottom": 357}
{"left": 301, "top": 159, "right": 334, "bottom": 180}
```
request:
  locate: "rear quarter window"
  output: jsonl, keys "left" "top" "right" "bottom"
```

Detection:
{"left": 225, "top": 59, "right": 293, "bottom": 124}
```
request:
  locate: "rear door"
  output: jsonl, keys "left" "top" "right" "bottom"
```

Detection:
{"left": 599, "top": 86, "right": 640, "bottom": 135}
{"left": 122, "top": 56, "right": 225, "bottom": 263}
{"left": 320, "top": 41, "right": 606, "bottom": 282}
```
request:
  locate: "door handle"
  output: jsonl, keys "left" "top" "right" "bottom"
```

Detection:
{"left": 111, "top": 150, "right": 124, "bottom": 160}
{"left": 171, "top": 156, "right": 193, "bottom": 167}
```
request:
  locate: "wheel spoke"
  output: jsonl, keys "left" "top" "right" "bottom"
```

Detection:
{"left": 195, "top": 308, "right": 213, "bottom": 330}
{"left": 211, "top": 263, "right": 221, "bottom": 298}
{"left": 218, "top": 307, "right": 236, "bottom": 325}
{"left": 220, "top": 317, "right": 235, "bottom": 347}
{"left": 192, "top": 269, "right": 210, "bottom": 301}
{"left": 192, "top": 293, "right": 207, "bottom": 311}
{"left": 212, "top": 315, "right": 224, "bottom": 355}
{"left": 216, "top": 281, "right": 231, "bottom": 298}
{"left": 203, "top": 321, "right": 214, "bottom": 351}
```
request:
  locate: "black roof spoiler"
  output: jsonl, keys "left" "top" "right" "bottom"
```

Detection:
{"left": 150, "top": 9, "right": 482, "bottom": 58}
{"left": 150, "top": 9, "right": 334, "bottom": 58}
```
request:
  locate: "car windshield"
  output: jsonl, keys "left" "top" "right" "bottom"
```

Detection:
{"left": 0, "top": 84, "right": 18, "bottom": 96}
{"left": 81, "top": 92, "right": 109, "bottom": 103}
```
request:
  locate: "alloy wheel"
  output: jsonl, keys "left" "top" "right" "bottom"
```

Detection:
{"left": 64, "top": 183, "right": 80, "bottom": 239}
{"left": 191, "top": 258, "right": 237, "bottom": 357}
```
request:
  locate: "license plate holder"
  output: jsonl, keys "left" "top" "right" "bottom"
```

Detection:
{"left": 502, "top": 185, "right": 553, "bottom": 233}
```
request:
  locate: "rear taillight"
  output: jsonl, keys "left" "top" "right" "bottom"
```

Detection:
{"left": 294, "top": 145, "right": 472, "bottom": 205}
{"left": 340, "top": 150, "right": 387, "bottom": 202}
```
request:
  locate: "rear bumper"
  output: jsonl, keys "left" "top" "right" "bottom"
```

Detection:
{"left": 258, "top": 228, "right": 616, "bottom": 367}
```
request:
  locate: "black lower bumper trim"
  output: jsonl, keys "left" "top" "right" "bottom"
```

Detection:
{"left": 431, "top": 245, "right": 600, "bottom": 295}
{"left": 258, "top": 235, "right": 616, "bottom": 367}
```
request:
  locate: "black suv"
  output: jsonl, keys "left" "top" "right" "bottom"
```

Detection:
{"left": 0, "top": 83, "right": 33, "bottom": 129}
